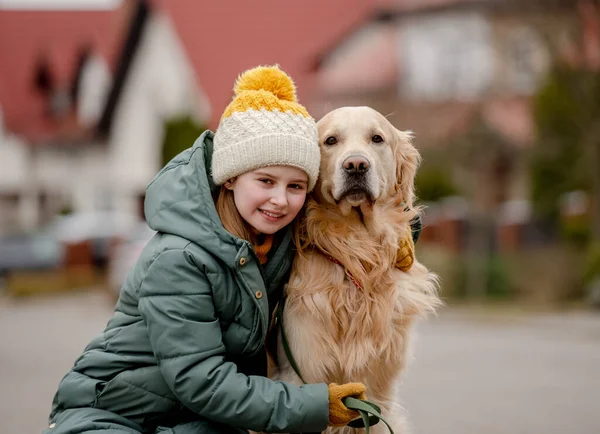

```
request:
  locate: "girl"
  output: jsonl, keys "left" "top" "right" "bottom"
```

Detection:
{"left": 43, "top": 66, "right": 377, "bottom": 434}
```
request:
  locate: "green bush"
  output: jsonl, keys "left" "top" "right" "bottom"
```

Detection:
{"left": 415, "top": 150, "right": 459, "bottom": 202}
{"left": 530, "top": 67, "right": 600, "bottom": 222}
{"left": 583, "top": 242, "right": 600, "bottom": 284}
{"left": 415, "top": 166, "right": 458, "bottom": 203}
{"left": 561, "top": 215, "right": 590, "bottom": 247}
{"left": 161, "top": 116, "right": 206, "bottom": 167}
{"left": 485, "top": 255, "right": 514, "bottom": 299}
{"left": 451, "top": 255, "right": 514, "bottom": 300}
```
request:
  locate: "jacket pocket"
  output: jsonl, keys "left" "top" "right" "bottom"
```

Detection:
{"left": 94, "top": 368, "right": 179, "bottom": 426}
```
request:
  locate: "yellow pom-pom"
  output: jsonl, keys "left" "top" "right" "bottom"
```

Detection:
{"left": 234, "top": 65, "right": 297, "bottom": 102}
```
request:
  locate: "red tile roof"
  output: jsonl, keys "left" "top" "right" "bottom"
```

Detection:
{"left": 156, "top": 0, "right": 373, "bottom": 127}
{"left": 317, "top": 23, "right": 399, "bottom": 96}
{"left": 0, "top": 9, "right": 125, "bottom": 140}
{"left": 0, "top": 0, "right": 374, "bottom": 139}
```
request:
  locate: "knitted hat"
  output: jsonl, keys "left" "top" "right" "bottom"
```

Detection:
{"left": 212, "top": 65, "right": 320, "bottom": 191}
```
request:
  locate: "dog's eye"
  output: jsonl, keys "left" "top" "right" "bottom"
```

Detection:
{"left": 372, "top": 135, "right": 384, "bottom": 143}
{"left": 324, "top": 136, "right": 337, "bottom": 146}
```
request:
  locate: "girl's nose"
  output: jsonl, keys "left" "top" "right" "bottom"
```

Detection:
{"left": 270, "top": 188, "right": 288, "bottom": 207}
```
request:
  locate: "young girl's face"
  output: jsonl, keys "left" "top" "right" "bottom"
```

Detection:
{"left": 226, "top": 166, "right": 308, "bottom": 235}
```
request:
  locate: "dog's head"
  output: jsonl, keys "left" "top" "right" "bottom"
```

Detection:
{"left": 315, "top": 106, "right": 420, "bottom": 211}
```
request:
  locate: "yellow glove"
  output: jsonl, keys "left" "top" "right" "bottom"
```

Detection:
{"left": 396, "top": 229, "right": 415, "bottom": 272}
{"left": 328, "top": 382, "right": 367, "bottom": 427}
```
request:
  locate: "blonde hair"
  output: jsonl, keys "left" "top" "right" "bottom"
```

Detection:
{"left": 215, "top": 186, "right": 255, "bottom": 243}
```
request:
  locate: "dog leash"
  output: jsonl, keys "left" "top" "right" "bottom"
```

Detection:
{"left": 275, "top": 297, "right": 394, "bottom": 434}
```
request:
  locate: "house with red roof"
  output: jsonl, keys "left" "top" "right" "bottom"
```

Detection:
{"left": 309, "top": 0, "right": 600, "bottom": 251}
{"left": 0, "top": 0, "right": 375, "bottom": 235}
{"left": 0, "top": 1, "right": 210, "bottom": 234}
{"left": 312, "top": 0, "right": 597, "bottom": 221}
{"left": 0, "top": 6, "right": 121, "bottom": 232}
{"left": 312, "top": 0, "right": 588, "bottom": 143}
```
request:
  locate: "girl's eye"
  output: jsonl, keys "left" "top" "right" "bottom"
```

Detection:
{"left": 324, "top": 136, "right": 337, "bottom": 146}
{"left": 289, "top": 184, "right": 304, "bottom": 190}
{"left": 259, "top": 178, "right": 273, "bottom": 184}
{"left": 372, "top": 135, "right": 384, "bottom": 143}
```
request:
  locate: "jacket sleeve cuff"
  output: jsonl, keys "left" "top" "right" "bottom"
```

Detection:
{"left": 296, "top": 383, "right": 330, "bottom": 432}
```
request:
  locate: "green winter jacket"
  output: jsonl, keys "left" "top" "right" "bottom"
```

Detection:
{"left": 46, "top": 131, "right": 329, "bottom": 433}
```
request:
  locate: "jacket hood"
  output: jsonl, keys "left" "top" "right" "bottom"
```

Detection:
{"left": 144, "top": 131, "right": 244, "bottom": 265}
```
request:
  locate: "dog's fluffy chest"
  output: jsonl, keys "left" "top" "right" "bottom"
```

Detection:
{"left": 322, "top": 290, "right": 405, "bottom": 381}
{"left": 283, "top": 264, "right": 407, "bottom": 384}
{"left": 280, "top": 201, "right": 436, "bottom": 390}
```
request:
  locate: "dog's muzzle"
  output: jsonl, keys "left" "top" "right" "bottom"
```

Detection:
{"left": 339, "top": 155, "right": 374, "bottom": 203}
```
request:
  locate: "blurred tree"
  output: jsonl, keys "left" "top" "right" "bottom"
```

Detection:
{"left": 450, "top": 116, "right": 517, "bottom": 298}
{"left": 531, "top": 64, "right": 600, "bottom": 307}
{"left": 161, "top": 116, "right": 206, "bottom": 167}
{"left": 530, "top": 66, "right": 600, "bottom": 237}
{"left": 415, "top": 150, "right": 459, "bottom": 202}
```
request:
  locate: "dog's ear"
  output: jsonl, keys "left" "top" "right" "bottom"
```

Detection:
{"left": 394, "top": 129, "right": 421, "bottom": 207}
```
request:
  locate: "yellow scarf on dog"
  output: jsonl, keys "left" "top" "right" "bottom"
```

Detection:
{"left": 396, "top": 234, "right": 414, "bottom": 271}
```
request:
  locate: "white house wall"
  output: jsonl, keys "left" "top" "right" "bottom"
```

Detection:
{"left": 78, "top": 53, "right": 112, "bottom": 127}
{"left": 108, "top": 12, "right": 210, "bottom": 217}
{"left": 399, "top": 11, "right": 495, "bottom": 101}
{"left": 0, "top": 134, "right": 29, "bottom": 191}
{"left": 33, "top": 145, "right": 109, "bottom": 213}
{"left": 0, "top": 109, "right": 34, "bottom": 233}
{"left": 398, "top": 10, "right": 552, "bottom": 102}
{"left": 69, "top": 146, "right": 111, "bottom": 212}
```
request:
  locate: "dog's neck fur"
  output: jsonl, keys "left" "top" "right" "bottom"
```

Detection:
{"left": 299, "top": 195, "right": 414, "bottom": 293}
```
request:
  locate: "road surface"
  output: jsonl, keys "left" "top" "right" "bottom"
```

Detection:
{"left": 1, "top": 291, "right": 598, "bottom": 434}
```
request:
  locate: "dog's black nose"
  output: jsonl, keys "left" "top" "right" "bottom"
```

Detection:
{"left": 343, "top": 156, "right": 370, "bottom": 175}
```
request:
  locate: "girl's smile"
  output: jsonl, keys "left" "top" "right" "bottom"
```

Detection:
{"left": 259, "top": 209, "right": 285, "bottom": 221}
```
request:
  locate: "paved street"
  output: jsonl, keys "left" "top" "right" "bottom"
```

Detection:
{"left": 0, "top": 290, "right": 114, "bottom": 434}
{"left": 1, "top": 290, "right": 599, "bottom": 434}
{"left": 401, "top": 307, "right": 600, "bottom": 434}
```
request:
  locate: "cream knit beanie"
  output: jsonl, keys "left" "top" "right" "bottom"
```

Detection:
{"left": 211, "top": 65, "right": 320, "bottom": 191}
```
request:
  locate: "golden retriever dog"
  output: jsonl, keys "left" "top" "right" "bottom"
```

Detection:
{"left": 274, "top": 106, "right": 441, "bottom": 434}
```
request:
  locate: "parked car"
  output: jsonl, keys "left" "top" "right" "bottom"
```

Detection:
{"left": 0, "top": 232, "right": 64, "bottom": 275}
{"left": 46, "top": 211, "right": 140, "bottom": 269}
{"left": 107, "top": 222, "right": 156, "bottom": 297}
{"left": 0, "top": 211, "right": 140, "bottom": 282}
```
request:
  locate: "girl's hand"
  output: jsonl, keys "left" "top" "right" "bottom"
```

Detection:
{"left": 327, "top": 382, "right": 367, "bottom": 426}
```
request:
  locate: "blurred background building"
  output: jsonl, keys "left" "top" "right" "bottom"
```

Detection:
{"left": 1, "top": 0, "right": 600, "bottom": 302}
